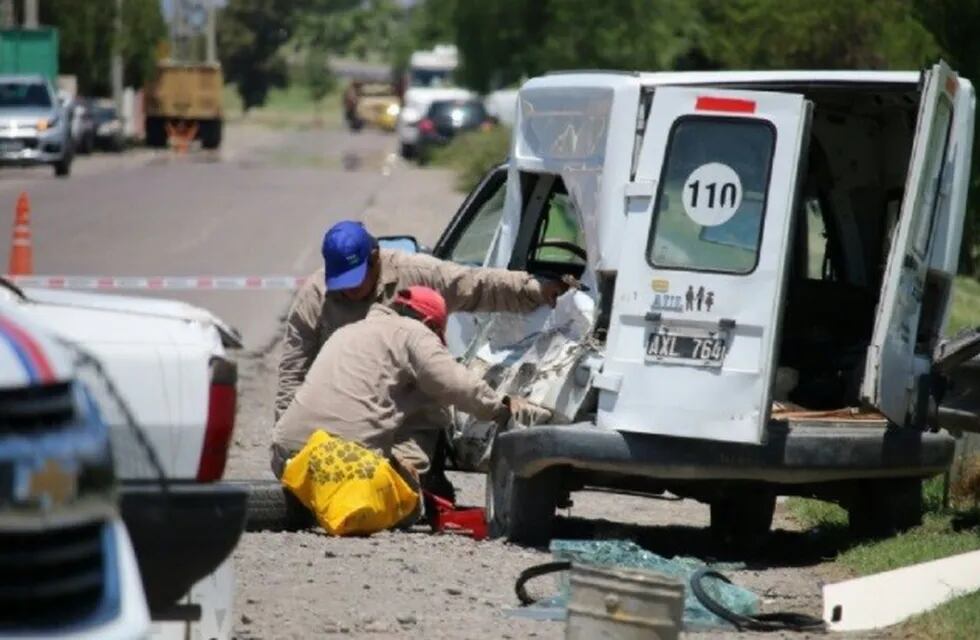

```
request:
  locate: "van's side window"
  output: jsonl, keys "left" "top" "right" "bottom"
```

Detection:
{"left": 647, "top": 117, "right": 775, "bottom": 274}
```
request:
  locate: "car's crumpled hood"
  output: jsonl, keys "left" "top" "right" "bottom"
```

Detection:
{"left": 452, "top": 290, "right": 599, "bottom": 470}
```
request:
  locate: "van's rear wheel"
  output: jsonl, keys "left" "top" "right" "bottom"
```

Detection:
{"left": 710, "top": 491, "right": 776, "bottom": 553}
{"left": 486, "top": 464, "right": 561, "bottom": 547}
{"left": 847, "top": 478, "right": 923, "bottom": 539}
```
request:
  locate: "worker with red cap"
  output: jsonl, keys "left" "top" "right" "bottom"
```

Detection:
{"left": 271, "top": 286, "right": 550, "bottom": 486}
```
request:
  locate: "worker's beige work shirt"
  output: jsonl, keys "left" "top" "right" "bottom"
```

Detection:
{"left": 273, "top": 304, "right": 503, "bottom": 454}
{"left": 275, "top": 249, "right": 549, "bottom": 418}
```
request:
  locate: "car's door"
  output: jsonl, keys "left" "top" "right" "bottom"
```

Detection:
{"left": 432, "top": 163, "right": 508, "bottom": 356}
{"left": 861, "top": 62, "right": 960, "bottom": 425}
{"left": 599, "top": 87, "right": 812, "bottom": 445}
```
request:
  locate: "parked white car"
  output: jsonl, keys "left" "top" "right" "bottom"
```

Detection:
{"left": 396, "top": 44, "right": 475, "bottom": 159}
{"left": 0, "top": 280, "right": 246, "bottom": 640}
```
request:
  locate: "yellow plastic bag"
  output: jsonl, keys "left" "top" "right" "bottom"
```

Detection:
{"left": 281, "top": 430, "right": 419, "bottom": 536}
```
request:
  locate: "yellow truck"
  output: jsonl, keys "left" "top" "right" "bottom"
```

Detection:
{"left": 144, "top": 60, "right": 223, "bottom": 149}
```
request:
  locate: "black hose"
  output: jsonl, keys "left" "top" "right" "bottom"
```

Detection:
{"left": 690, "top": 567, "right": 826, "bottom": 633}
{"left": 515, "top": 561, "right": 571, "bottom": 606}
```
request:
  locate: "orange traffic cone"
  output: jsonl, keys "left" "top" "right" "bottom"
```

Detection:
{"left": 9, "top": 191, "right": 33, "bottom": 275}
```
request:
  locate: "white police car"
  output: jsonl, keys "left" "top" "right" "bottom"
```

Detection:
{"left": 0, "top": 301, "right": 150, "bottom": 639}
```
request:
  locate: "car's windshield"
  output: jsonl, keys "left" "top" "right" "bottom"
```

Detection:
{"left": 0, "top": 81, "right": 52, "bottom": 108}
{"left": 410, "top": 67, "right": 453, "bottom": 88}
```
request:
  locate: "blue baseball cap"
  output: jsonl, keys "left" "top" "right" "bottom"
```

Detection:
{"left": 322, "top": 220, "right": 376, "bottom": 291}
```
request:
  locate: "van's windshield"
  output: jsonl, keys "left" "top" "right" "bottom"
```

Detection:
{"left": 648, "top": 117, "right": 775, "bottom": 274}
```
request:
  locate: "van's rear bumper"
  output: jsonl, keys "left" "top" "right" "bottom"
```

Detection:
{"left": 493, "top": 422, "right": 956, "bottom": 484}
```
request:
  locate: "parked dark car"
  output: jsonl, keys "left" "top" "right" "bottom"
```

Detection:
{"left": 416, "top": 98, "right": 494, "bottom": 162}
{"left": 87, "top": 99, "right": 125, "bottom": 152}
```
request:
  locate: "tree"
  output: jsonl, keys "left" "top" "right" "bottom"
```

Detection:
{"left": 40, "top": 0, "right": 164, "bottom": 95}
{"left": 120, "top": 0, "right": 167, "bottom": 89}
{"left": 295, "top": 0, "right": 403, "bottom": 62}
{"left": 701, "top": 0, "right": 937, "bottom": 69}
{"left": 218, "top": 0, "right": 297, "bottom": 110}
{"left": 304, "top": 46, "right": 335, "bottom": 124}
{"left": 913, "top": 0, "right": 980, "bottom": 273}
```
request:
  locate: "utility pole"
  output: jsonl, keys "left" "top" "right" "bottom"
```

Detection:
{"left": 22, "top": 0, "right": 37, "bottom": 28}
{"left": 172, "top": 0, "right": 183, "bottom": 62}
{"left": 205, "top": 4, "right": 216, "bottom": 64}
{"left": 111, "top": 0, "right": 123, "bottom": 114}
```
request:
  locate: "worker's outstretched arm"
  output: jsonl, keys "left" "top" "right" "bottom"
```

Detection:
{"left": 398, "top": 252, "right": 558, "bottom": 313}
{"left": 407, "top": 327, "right": 504, "bottom": 422}
{"left": 275, "top": 278, "right": 323, "bottom": 420}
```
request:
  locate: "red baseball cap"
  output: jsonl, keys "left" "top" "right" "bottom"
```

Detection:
{"left": 394, "top": 286, "right": 447, "bottom": 340}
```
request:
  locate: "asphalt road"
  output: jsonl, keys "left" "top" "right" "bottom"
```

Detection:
{"left": 0, "top": 125, "right": 463, "bottom": 349}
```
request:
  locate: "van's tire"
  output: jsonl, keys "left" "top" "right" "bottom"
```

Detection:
{"left": 710, "top": 491, "right": 776, "bottom": 554}
{"left": 237, "top": 480, "right": 315, "bottom": 532}
{"left": 144, "top": 117, "right": 167, "bottom": 148}
{"left": 399, "top": 142, "right": 416, "bottom": 160}
{"left": 200, "top": 119, "right": 223, "bottom": 149}
{"left": 487, "top": 465, "right": 562, "bottom": 547}
{"left": 847, "top": 478, "right": 923, "bottom": 539}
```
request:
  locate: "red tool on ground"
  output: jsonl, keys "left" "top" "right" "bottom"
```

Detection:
{"left": 424, "top": 491, "right": 488, "bottom": 541}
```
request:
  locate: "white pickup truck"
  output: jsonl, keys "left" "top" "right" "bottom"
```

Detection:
{"left": 0, "top": 279, "right": 246, "bottom": 640}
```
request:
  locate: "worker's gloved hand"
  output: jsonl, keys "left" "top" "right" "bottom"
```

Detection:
{"left": 507, "top": 396, "right": 553, "bottom": 427}
{"left": 539, "top": 275, "right": 584, "bottom": 308}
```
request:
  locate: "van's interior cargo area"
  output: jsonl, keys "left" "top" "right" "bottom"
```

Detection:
{"left": 773, "top": 83, "right": 942, "bottom": 411}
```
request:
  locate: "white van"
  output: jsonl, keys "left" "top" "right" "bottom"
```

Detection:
{"left": 417, "top": 63, "right": 979, "bottom": 547}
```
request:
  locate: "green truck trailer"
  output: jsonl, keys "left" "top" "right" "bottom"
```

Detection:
{"left": 0, "top": 28, "right": 58, "bottom": 80}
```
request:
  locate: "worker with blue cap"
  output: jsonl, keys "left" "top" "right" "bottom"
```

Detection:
{"left": 274, "top": 220, "right": 566, "bottom": 493}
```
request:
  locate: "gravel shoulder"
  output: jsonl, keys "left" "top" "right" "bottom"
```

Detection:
{"left": 229, "top": 348, "right": 893, "bottom": 640}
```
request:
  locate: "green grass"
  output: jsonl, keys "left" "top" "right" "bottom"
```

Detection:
{"left": 947, "top": 275, "right": 980, "bottom": 336}
{"left": 901, "top": 591, "right": 980, "bottom": 640}
{"left": 223, "top": 83, "right": 343, "bottom": 129}
{"left": 786, "top": 477, "right": 980, "bottom": 638}
{"left": 430, "top": 126, "right": 512, "bottom": 192}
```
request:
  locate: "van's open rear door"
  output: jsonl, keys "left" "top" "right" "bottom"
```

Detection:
{"left": 599, "top": 87, "right": 811, "bottom": 444}
{"left": 861, "top": 62, "right": 959, "bottom": 425}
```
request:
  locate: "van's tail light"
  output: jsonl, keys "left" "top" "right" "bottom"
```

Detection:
{"left": 197, "top": 358, "right": 237, "bottom": 482}
{"left": 418, "top": 118, "right": 435, "bottom": 134}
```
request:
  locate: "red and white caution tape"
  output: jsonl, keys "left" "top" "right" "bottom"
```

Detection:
{"left": 6, "top": 275, "right": 310, "bottom": 291}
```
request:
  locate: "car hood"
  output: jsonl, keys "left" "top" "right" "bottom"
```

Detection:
{"left": 0, "top": 298, "right": 75, "bottom": 390}
{"left": 0, "top": 284, "right": 242, "bottom": 348}
{"left": 0, "top": 106, "right": 56, "bottom": 121}
{"left": 404, "top": 87, "right": 475, "bottom": 109}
